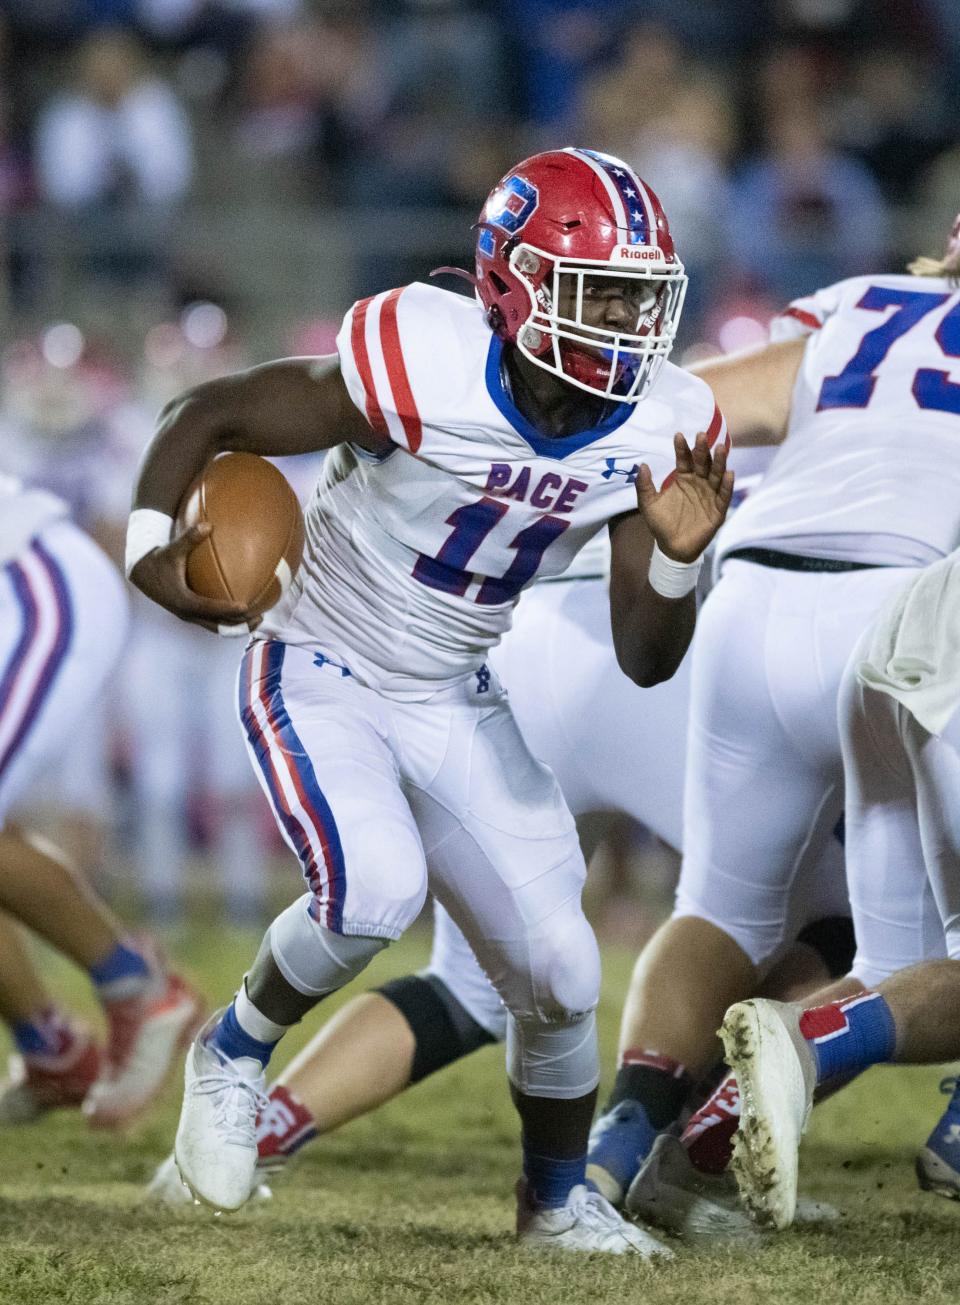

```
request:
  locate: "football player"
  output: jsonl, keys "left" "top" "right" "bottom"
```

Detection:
{"left": 128, "top": 147, "right": 733, "bottom": 1254}
{"left": 720, "top": 531, "right": 960, "bottom": 1229}
{"left": 147, "top": 487, "right": 851, "bottom": 1223}
{"left": 586, "top": 211, "right": 960, "bottom": 1217}
{"left": 0, "top": 474, "right": 201, "bottom": 1126}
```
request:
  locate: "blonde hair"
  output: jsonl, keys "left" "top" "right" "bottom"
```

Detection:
{"left": 908, "top": 252, "right": 960, "bottom": 284}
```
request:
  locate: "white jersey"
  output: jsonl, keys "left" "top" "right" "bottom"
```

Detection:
{"left": 261, "top": 283, "right": 725, "bottom": 698}
{"left": 0, "top": 474, "right": 69, "bottom": 566}
{"left": 716, "top": 272, "right": 960, "bottom": 567}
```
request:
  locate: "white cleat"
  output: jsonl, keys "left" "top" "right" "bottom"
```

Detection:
{"left": 147, "top": 1151, "right": 273, "bottom": 1207}
{"left": 719, "top": 999, "right": 816, "bottom": 1232}
{"left": 626, "top": 1133, "right": 837, "bottom": 1240}
{"left": 173, "top": 1020, "right": 267, "bottom": 1213}
{"left": 516, "top": 1179, "right": 673, "bottom": 1257}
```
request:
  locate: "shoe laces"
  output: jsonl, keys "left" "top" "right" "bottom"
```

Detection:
{"left": 192, "top": 1057, "right": 269, "bottom": 1147}
{"left": 571, "top": 1185, "right": 621, "bottom": 1228}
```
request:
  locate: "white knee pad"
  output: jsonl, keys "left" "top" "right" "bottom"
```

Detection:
{"left": 530, "top": 902, "right": 601, "bottom": 1023}
{"left": 507, "top": 1010, "right": 600, "bottom": 1099}
{"left": 502, "top": 904, "right": 601, "bottom": 1099}
{"left": 269, "top": 893, "right": 387, "bottom": 997}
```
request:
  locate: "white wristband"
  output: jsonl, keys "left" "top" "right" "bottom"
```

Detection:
{"left": 647, "top": 541, "right": 702, "bottom": 599}
{"left": 125, "top": 508, "right": 173, "bottom": 578}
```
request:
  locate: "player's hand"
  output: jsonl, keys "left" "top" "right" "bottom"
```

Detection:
{"left": 636, "top": 431, "right": 734, "bottom": 563}
{"left": 129, "top": 522, "right": 258, "bottom": 634}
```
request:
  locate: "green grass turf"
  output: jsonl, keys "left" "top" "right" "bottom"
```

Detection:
{"left": 2, "top": 926, "right": 960, "bottom": 1304}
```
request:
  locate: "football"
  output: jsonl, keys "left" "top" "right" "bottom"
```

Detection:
{"left": 175, "top": 452, "right": 305, "bottom": 618}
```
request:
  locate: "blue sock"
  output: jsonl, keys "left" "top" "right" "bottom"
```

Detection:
{"left": 89, "top": 941, "right": 151, "bottom": 1001}
{"left": 585, "top": 1099, "right": 658, "bottom": 1197}
{"left": 799, "top": 991, "right": 896, "bottom": 1086}
{"left": 12, "top": 1007, "right": 72, "bottom": 1058}
{"left": 523, "top": 1150, "right": 586, "bottom": 1209}
{"left": 206, "top": 1001, "right": 278, "bottom": 1069}
{"left": 925, "top": 1076, "right": 960, "bottom": 1160}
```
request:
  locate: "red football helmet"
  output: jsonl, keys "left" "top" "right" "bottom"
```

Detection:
{"left": 475, "top": 147, "right": 686, "bottom": 403}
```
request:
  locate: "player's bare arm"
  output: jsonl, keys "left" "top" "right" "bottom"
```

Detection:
{"left": 609, "top": 431, "right": 733, "bottom": 686}
{"left": 690, "top": 337, "right": 805, "bottom": 445}
{"left": 129, "top": 356, "right": 381, "bottom": 627}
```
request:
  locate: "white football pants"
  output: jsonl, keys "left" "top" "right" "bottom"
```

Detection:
{"left": 840, "top": 625, "right": 960, "bottom": 985}
{"left": 239, "top": 639, "right": 600, "bottom": 1098}
{"left": 0, "top": 521, "right": 128, "bottom": 825}
{"left": 489, "top": 576, "right": 690, "bottom": 847}
{"left": 673, "top": 558, "right": 916, "bottom": 969}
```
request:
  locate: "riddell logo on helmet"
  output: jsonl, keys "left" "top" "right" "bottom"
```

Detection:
{"left": 617, "top": 246, "right": 662, "bottom": 260}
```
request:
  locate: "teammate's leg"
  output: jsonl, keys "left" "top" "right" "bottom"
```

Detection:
{"left": 0, "top": 524, "right": 201, "bottom": 1126}
{"left": 589, "top": 563, "right": 908, "bottom": 1203}
{"left": 174, "top": 644, "right": 428, "bottom": 1211}
{"left": 715, "top": 650, "right": 944, "bottom": 1229}
{"left": 589, "top": 566, "right": 835, "bottom": 1201}
{"left": 896, "top": 706, "right": 960, "bottom": 1193}
{"left": 0, "top": 910, "right": 101, "bottom": 1121}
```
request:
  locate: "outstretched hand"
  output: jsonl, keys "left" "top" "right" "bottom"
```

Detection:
{"left": 636, "top": 431, "right": 734, "bottom": 564}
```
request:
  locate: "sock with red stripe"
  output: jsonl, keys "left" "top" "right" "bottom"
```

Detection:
{"left": 587, "top": 1052, "right": 691, "bottom": 1198}
{"left": 257, "top": 1084, "right": 318, "bottom": 1167}
{"left": 12, "top": 1006, "right": 78, "bottom": 1061}
{"left": 798, "top": 991, "right": 896, "bottom": 1086}
{"left": 681, "top": 1071, "right": 740, "bottom": 1174}
{"left": 605, "top": 1050, "right": 692, "bottom": 1123}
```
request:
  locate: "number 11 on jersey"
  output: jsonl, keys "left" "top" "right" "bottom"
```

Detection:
{"left": 413, "top": 497, "right": 570, "bottom": 605}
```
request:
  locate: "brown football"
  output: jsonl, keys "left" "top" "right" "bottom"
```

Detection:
{"left": 176, "top": 452, "right": 305, "bottom": 617}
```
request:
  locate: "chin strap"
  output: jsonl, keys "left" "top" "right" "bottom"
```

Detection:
{"left": 429, "top": 265, "right": 479, "bottom": 288}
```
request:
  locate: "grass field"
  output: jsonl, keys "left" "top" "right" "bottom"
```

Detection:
{"left": 3, "top": 924, "right": 960, "bottom": 1305}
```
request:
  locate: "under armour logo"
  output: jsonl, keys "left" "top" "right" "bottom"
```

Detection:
{"left": 476, "top": 665, "right": 491, "bottom": 694}
{"left": 601, "top": 459, "right": 640, "bottom": 484}
{"left": 943, "top": 1124, "right": 960, "bottom": 1147}
{"left": 313, "top": 652, "right": 351, "bottom": 677}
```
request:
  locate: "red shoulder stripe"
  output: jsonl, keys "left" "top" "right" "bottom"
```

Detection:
{"left": 350, "top": 297, "right": 389, "bottom": 438}
{"left": 660, "top": 401, "right": 728, "bottom": 490}
{"left": 782, "top": 305, "right": 821, "bottom": 332}
{"left": 705, "top": 401, "right": 725, "bottom": 448}
{"left": 379, "top": 288, "right": 423, "bottom": 454}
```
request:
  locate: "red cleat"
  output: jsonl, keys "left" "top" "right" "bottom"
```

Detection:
{"left": 83, "top": 971, "right": 203, "bottom": 1129}
{"left": 0, "top": 1029, "right": 101, "bottom": 1123}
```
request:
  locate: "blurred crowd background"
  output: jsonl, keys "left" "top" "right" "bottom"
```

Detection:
{"left": 1, "top": 0, "right": 958, "bottom": 930}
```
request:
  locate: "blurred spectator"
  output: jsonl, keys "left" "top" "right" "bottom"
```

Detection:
{"left": 35, "top": 28, "right": 192, "bottom": 210}
{"left": 834, "top": 48, "right": 949, "bottom": 201}
{"left": 0, "top": 92, "right": 32, "bottom": 215}
{"left": 139, "top": 0, "right": 302, "bottom": 41}
{"left": 33, "top": 27, "right": 193, "bottom": 289}
{"left": 233, "top": 24, "right": 321, "bottom": 167}
{"left": 730, "top": 103, "right": 891, "bottom": 303}
{"left": 499, "top": 0, "right": 622, "bottom": 139}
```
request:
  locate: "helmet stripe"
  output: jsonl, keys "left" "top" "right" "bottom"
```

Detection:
{"left": 632, "top": 180, "right": 659, "bottom": 249}
{"left": 565, "top": 148, "right": 630, "bottom": 232}
{"left": 570, "top": 148, "right": 655, "bottom": 246}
